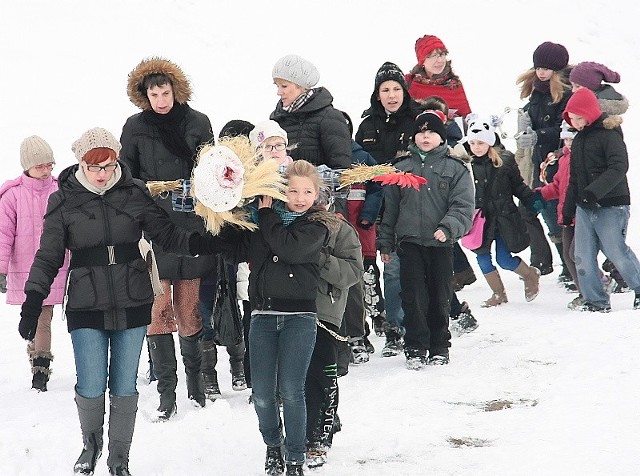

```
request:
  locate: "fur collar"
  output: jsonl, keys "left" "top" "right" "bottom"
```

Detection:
{"left": 127, "top": 57, "right": 192, "bottom": 110}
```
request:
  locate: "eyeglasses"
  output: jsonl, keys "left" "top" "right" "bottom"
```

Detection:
{"left": 262, "top": 143, "right": 286, "bottom": 152}
{"left": 84, "top": 162, "right": 118, "bottom": 173}
{"left": 34, "top": 162, "right": 55, "bottom": 170}
{"left": 425, "top": 52, "right": 447, "bottom": 60}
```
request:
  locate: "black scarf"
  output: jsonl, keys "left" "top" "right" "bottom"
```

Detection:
{"left": 533, "top": 78, "right": 551, "bottom": 95}
{"left": 141, "top": 102, "right": 193, "bottom": 160}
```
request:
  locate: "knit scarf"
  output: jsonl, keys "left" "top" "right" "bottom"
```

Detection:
{"left": 284, "top": 89, "right": 315, "bottom": 113}
{"left": 75, "top": 163, "right": 122, "bottom": 195}
{"left": 141, "top": 103, "right": 193, "bottom": 160}
{"left": 408, "top": 63, "right": 463, "bottom": 90}
{"left": 273, "top": 200, "right": 306, "bottom": 226}
{"left": 533, "top": 78, "right": 551, "bottom": 95}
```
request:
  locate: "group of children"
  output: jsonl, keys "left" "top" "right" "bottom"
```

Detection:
{"left": 3, "top": 35, "right": 640, "bottom": 476}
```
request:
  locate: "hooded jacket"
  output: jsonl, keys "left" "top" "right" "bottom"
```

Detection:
{"left": 0, "top": 173, "right": 69, "bottom": 305}
{"left": 270, "top": 87, "right": 352, "bottom": 169}
{"left": 120, "top": 57, "right": 216, "bottom": 279}
{"left": 24, "top": 162, "right": 196, "bottom": 332}
{"left": 377, "top": 144, "right": 474, "bottom": 253}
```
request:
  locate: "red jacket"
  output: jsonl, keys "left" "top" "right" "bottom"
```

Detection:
{"left": 537, "top": 145, "right": 572, "bottom": 225}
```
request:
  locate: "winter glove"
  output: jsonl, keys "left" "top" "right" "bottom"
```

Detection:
{"left": 357, "top": 220, "right": 373, "bottom": 230}
{"left": 527, "top": 191, "right": 545, "bottom": 215}
{"left": 517, "top": 108, "right": 532, "bottom": 133}
{"left": 579, "top": 190, "right": 598, "bottom": 209}
{"left": 19, "top": 291, "right": 45, "bottom": 341}
{"left": 0, "top": 273, "right": 6, "bottom": 293}
{"left": 562, "top": 216, "right": 574, "bottom": 227}
{"left": 516, "top": 127, "right": 537, "bottom": 150}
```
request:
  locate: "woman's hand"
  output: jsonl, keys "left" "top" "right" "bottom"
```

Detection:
{"left": 433, "top": 229, "right": 447, "bottom": 242}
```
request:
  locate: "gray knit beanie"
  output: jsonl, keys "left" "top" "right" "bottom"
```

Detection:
{"left": 20, "top": 135, "right": 54, "bottom": 171}
{"left": 272, "top": 54, "right": 320, "bottom": 89}
{"left": 71, "top": 127, "right": 122, "bottom": 162}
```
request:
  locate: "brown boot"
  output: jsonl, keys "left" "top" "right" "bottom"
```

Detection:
{"left": 481, "top": 271, "right": 508, "bottom": 307}
{"left": 514, "top": 260, "right": 541, "bottom": 302}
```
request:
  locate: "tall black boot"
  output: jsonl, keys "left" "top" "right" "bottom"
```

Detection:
{"left": 227, "top": 340, "right": 247, "bottom": 391}
{"left": 74, "top": 392, "right": 105, "bottom": 475}
{"left": 147, "top": 334, "right": 177, "bottom": 421}
{"left": 107, "top": 394, "right": 138, "bottom": 476}
{"left": 31, "top": 350, "right": 53, "bottom": 392}
{"left": 201, "top": 338, "right": 221, "bottom": 401}
{"left": 179, "top": 332, "right": 206, "bottom": 407}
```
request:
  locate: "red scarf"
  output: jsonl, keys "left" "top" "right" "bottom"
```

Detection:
{"left": 406, "top": 63, "right": 472, "bottom": 117}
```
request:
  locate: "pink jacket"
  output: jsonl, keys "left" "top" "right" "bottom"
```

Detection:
{"left": 0, "top": 173, "right": 69, "bottom": 305}
{"left": 537, "top": 145, "right": 572, "bottom": 225}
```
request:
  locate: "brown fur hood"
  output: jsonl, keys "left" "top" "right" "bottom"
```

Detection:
{"left": 603, "top": 114, "right": 623, "bottom": 130}
{"left": 127, "top": 57, "right": 192, "bottom": 110}
{"left": 307, "top": 208, "right": 343, "bottom": 236}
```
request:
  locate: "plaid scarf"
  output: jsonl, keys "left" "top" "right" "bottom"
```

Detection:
{"left": 408, "top": 63, "right": 463, "bottom": 90}
{"left": 273, "top": 200, "right": 306, "bottom": 226}
{"left": 284, "top": 89, "right": 315, "bottom": 113}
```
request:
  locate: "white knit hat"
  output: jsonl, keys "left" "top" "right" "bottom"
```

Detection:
{"left": 461, "top": 117, "right": 497, "bottom": 146}
{"left": 71, "top": 127, "right": 121, "bottom": 161}
{"left": 20, "top": 135, "right": 54, "bottom": 170}
{"left": 249, "top": 120, "right": 288, "bottom": 150}
{"left": 272, "top": 54, "right": 320, "bottom": 89}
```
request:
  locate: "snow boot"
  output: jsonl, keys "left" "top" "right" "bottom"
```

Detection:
{"left": 285, "top": 462, "right": 304, "bottom": 475}
{"left": 145, "top": 338, "right": 156, "bottom": 383}
{"left": 404, "top": 347, "right": 427, "bottom": 371}
{"left": 147, "top": 334, "right": 178, "bottom": 421}
{"left": 306, "top": 444, "right": 327, "bottom": 468}
{"left": 107, "top": 394, "right": 137, "bottom": 476}
{"left": 371, "top": 314, "right": 385, "bottom": 337}
{"left": 265, "top": 445, "right": 285, "bottom": 475}
{"left": 201, "top": 338, "right": 221, "bottom": 401}
{"left": 381, "top": 325, "right": 404, "bottom": 357}
{"left": 31, "top": 350, "right": 53, "bottom": 392}
{"left": 450, "top": 302, "right": 478, "bottom": 336}
{"left": 514, "top": 260, "right": 541, "bottom": 302}
{"left": 227, "top": 340, "right": 248, "bottom": 391}
{"left": 74, "top": 392, "right": 105, "bottom": 475}
{"left": 481, "top": 271, "right": 508, "bottom": 307}
{"left": 453, "top": 265, "right": 477, "bottom": 291}
{"left": 179, "top": 331, "right": 206, "bottom": 407}
{"left": 348, "top": 338, "right": 369, "bottom": 364}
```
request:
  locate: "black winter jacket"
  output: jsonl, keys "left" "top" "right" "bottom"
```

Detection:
{"left": 25, "top": 163, "right": 196, "bottom": 332}
{"left": 355, "top": 95, "right": 424, "bottom": 165}
{"left": 270, "top": 87, "right": 352, "bottom": 169}
{"left": 471, "top": 148, "right": 535, "bottom": 254}
{"left": 120, "top": 105, "right": 216, "bottom": 279}
{"left": 562, "top": 114, "right": 629, "bottom": 220}
{"left": 211, "top": 207, "right": 331, "bottom": 313}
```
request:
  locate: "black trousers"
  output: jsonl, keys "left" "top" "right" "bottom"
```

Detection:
{"left": 306, "top": 323, "right": 339, "bottom": 448}
{"left": 397, "top": 242, "right": 452, "bottom": 355}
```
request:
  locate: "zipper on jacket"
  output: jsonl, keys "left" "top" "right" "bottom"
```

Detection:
{"left": 100, "top": 197, "right": 118, "bottom": 329}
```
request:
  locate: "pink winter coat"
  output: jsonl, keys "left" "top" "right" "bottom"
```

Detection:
{"left": 0, "top": 173, "right": 69, "bottom": 305}
{"left": 537, "top": 145, "right": 572, "bottom": 225}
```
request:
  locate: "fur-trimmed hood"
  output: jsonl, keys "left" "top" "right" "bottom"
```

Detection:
{"left": 127, "top": 57, "right": 192, "bottom": 110}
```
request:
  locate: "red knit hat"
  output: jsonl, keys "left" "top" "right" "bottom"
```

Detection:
{"left": 415, "top": 35, "right": 447, "bottom": 64}
{"left": 563, "top": 87, "right": 602, "bottom": 127}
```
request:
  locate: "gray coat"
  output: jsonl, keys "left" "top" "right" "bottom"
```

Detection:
{"left": 377, "top": 144, "right": 474, "bottom": 253}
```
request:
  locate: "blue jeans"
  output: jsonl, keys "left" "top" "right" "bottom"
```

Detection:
{"left": 383, "top": 252, "right": 404, "bottom": 328}
{"left": 249, "top": 313, "right": 317, "bottom": 463}
{"left": 575, "top": 205, "right": 640, "bottom": 306}
{"left": 71, "top": 326, "right": 146, "bottom": 399}
{"left": 476, "top": 234, "right": 521, "bottom": 274}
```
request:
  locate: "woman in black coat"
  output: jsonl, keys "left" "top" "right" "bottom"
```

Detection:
{"left": 19, "top": 128, "right": 214, "bottom": 475}
{"left": 463, "top": 118, "right": 542, "bottom": 308}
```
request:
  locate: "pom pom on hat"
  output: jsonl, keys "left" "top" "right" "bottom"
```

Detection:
{"left": 533, "top": 41, "right": 569, "bottom": 71}
{"left": 560, "top": 120, "right": 577, "bottom": 140}
{"left": 20, "top": 135, "right": 54, "bottom": 171}
{"left": 272, "top": 54, "right": 320, "bottom": 90}
{"left": 414, "top": 110, "right": 447, "bottom": 143}
{"left": 374, "top": 61, "right": 407, "bottom": 90}
{"left": 249, "top": 120, "right": 288, "bottom": 150}
{"left": 569, "top": 61, "right": 621, "bottom": 91}
{"left": 415, "top": 35, "right": 447, "bottom": 64}
{"left": 71, "top": 127, "right": 121, "bottom": 162}
{"left": 461, "top": 117, "right": 497, "bottom": 146}
{"left": 563, "top": 87, "right": 602, "bottom": 127}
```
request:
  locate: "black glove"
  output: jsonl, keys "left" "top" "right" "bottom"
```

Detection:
{"left": 561, "top": 215, "right": 574, "bottom": 226}
{"left": 19, "top": 291, "right": 45, "bottom": 341}
{"left": 0, "top": 273, "right": 6, "bottom": 293}
{"left": 579, "top": 190, "right": 598, "bottom": 209}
